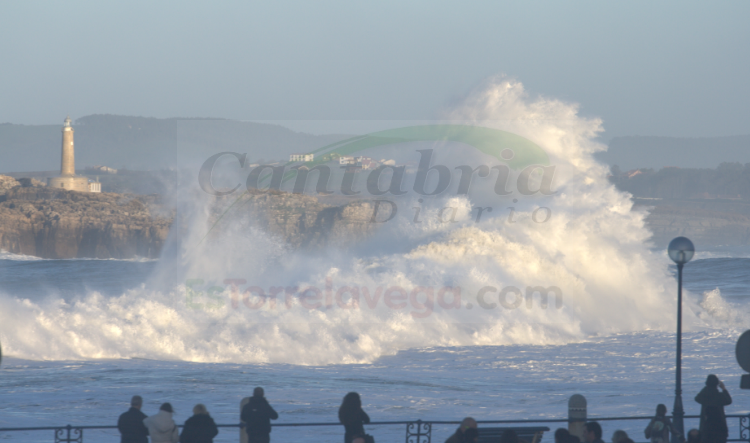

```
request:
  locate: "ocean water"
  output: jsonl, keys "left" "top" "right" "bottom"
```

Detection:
{"left": 0, "top": 253, "right": 749, "bottom": 443}
{"left": 2, "top": 79, "right": 750, "bottom": 442}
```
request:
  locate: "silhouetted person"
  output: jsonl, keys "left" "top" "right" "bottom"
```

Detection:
{"left": 501, "top": 429, "right": 520, "bottom": 443}
{"left": 585, "top": 422, "right": 604, "bottom": 443}
{"left": 338, "top": 392, "right": 370, "bottom": 443}
{"left": 446, "top": 417, "right": 478, "bottom": 443}
{"left": 241, "top": 387, "right": 278, "bottom": 443}
{"left": 555, "top": 428, "right": 571, "bottom": 443}
{"left": 144, "top": 403, "right": 179, "bottom": 443}
{"left": 612, "top": 430, "right": 629, "bottom": 443}
{"left": 462, "top": 428, "right": 480, "bottom": 443}
{"left": 179, "top": 404, "right": 218, "bottom": 443}
{"left": 645, "top": 404, "right": 681, "bottom": 443}
{"left": 696, "top": 375, "right": 732, "bottom": 443}
{"left": 687, "top": 429, "right": 701, "bottom": 443}
{"left": 118, "top": 395, "right": 149, "bottom": 443}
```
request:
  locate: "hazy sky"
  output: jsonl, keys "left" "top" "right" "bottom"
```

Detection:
{"left": 2, "top": 1, "right": 749, "bottom": 139}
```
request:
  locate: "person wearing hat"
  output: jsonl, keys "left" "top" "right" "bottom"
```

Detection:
{"left": 695, "top": 374, "right": 732, "bottom": 443}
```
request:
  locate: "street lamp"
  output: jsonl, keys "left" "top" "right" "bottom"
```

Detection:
{"left": 667, "top": 236, "right": 695, "bottom": 443}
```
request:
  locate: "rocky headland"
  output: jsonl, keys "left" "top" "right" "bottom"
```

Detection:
{"left": 0, "top": 177, "right": 378, "bottom": 259}
{"left": 2, "top": 170, "right": 749, "bottom": 259}
{"left": 0, "top": 184, "right": 172, "bottom": 259}
{"left": 217, "top": 190, "right": 377, "bottom": 249}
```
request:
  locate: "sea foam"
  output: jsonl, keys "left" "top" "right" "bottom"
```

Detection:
{"left": 1, "top": 78, "right": 745, "bottom": 365}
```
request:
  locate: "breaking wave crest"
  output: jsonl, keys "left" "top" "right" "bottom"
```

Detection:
{"left": 1, "top": 78, "right": 744, "bottom": 365}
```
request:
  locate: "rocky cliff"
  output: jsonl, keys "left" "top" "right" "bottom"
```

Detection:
{"left": 5, "top": 178, "right": 745, "bottom": 260}
{"left": 0, "top": 187, "right": 171, "bottom": 259}
{"left": 209, "top": 190, "right": 377, "bottom": 248}
{"left": 0, "top": 183, "right": 378, "bottom": 259}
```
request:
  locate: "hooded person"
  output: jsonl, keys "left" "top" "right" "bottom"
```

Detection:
{"left": 143, "top": 403, "right": 179, "bottom": 443}
{"left": 645, "top": 404, "right": 680, "bottom": 443}
{"left": 241, "top": 387, "right": 279, "bottom": 443}
{"left": 695, "top": 375, "right": 732, "bottom": 443}
{"left": 179, "top": 404, "right": 218, "bottom": 443}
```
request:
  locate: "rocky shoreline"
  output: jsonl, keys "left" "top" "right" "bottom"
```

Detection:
{"left": 1, "top": 172, "right": 748, "bottom": 259}
{"left": 0, "top": 179, "right": 378, "bottom": 259}
{"left": 0, "top": 186, "right": 172, "bottom": 259}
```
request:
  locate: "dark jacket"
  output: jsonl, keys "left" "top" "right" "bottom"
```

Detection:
{"left": 339, "top": 408, "right": 370, "bottom": 443}
{"left": 241, "top": 396, "right": 279, "bottom": 437}
{"left": 696, "top": 387, "right": 732, "bottom": 443}
{"left": 445, "top": 427, "right": 462, "bottom": 443}
{"left": 118, "top": 407, "right": 149, "bottom": 443}
{"left": 179, "top": 414, "right": 218, "bottom": 443}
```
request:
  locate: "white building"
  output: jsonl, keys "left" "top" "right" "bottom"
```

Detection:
{"left": 339, "top": 156, "right": 356, "bottom": 165}
{"left": 87, "top": 165, "right": 118, "bottom": 174}
{"left": 290, "top": 153, "right": 314, "bottom": 162}
{"left": 88, "top": 178, "right": 101, "bottom": 193}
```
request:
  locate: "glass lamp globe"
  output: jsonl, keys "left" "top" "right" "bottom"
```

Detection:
{"left": 667, "top": 236, "right": 695, "bottom": 265}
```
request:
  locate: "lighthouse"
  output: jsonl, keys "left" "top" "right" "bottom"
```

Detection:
{"left": 47, "top": 117, "right": 93, "bottom": 192}
{"left": 60, "top": 116, "right": 75, "bottom": 176}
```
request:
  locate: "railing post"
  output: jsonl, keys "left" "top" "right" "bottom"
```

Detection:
{"left": 240, "top": 397, "right": 250, "bottom": 443}
{"left": 54, "top": 424, "right": 82, "bottom": 443}
{"left": 406, "top": 419, "right": 431, "bottom": 443}
{"left": 568, "top": 394, "right": 587, "bottom": 441}
{"left": 740, "top": 414, "right": 750, "bottom": 442}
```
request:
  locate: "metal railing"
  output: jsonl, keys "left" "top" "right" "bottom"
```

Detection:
{"left": 1, "top": 415, "right": 748, "bottom": 443}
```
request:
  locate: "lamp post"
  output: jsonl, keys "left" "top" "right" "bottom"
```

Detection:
{"left": 667, "top": 236, "right": 695, "bottom": 443}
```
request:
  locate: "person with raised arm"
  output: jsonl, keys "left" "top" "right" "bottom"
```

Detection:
{"left": 695, "top": 375, "right": 732, "bottom": 443}
{"left": 241, "top": 387, "right": 279, "bottom": 443}
{"left": 338, "top": 392, "right": 371, "bottom": 443}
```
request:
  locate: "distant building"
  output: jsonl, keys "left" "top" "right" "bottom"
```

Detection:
{"left": 290, "top": 153, "right": 314, "bottom": 162}
{"left": 47, "top": 117, "right": 90, "bottom": 192}
{"left": 339, "top": 156, "right": 356, "bottom": 165}
{"left": 360, "top": 158, "right": 377, "bottom": 170}
{"left": 318, "top": 152, "right": 341, "bottom": 162}
{"left": 338, "top": 155, "right": 379, "bottom": 169}
{"left": 88, "top": 177, "right": 101, "bottom": 193}
{"left": 86, "top": 165, "right": 118, "bottom": 174}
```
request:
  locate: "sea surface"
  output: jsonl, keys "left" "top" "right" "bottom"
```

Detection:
{"left": 1, "top": 251, "right": 749, "bottom": 443}
{"left": 2, "top": 83, "right": 750, "bottom": 442}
